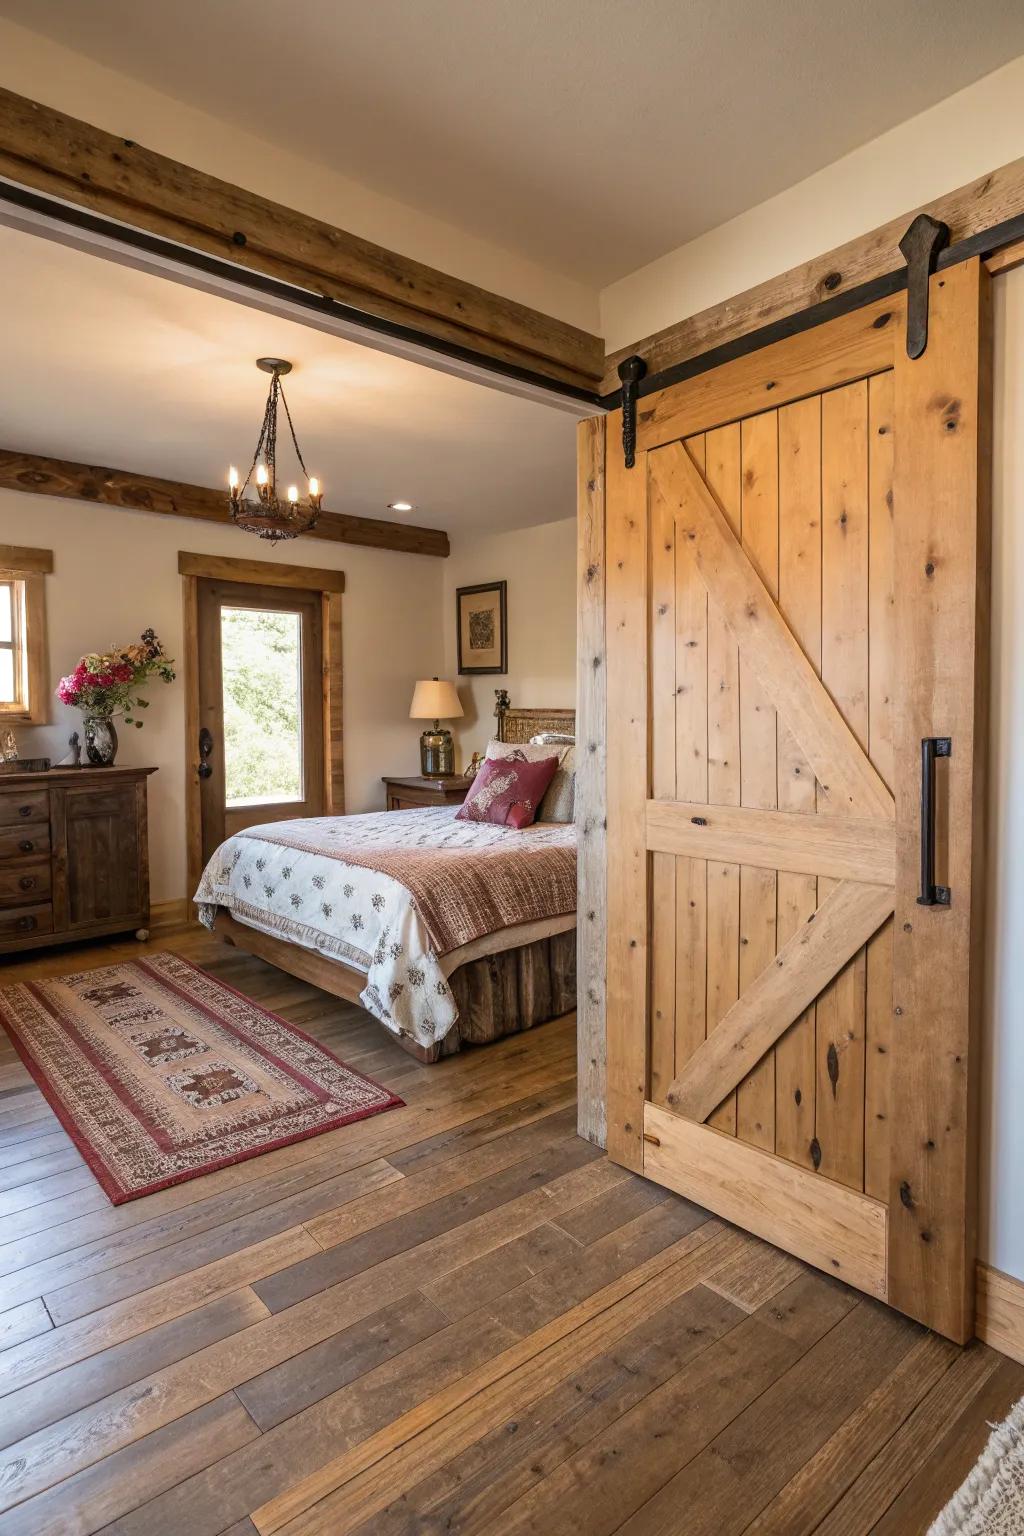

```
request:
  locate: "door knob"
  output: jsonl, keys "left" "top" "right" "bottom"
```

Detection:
{"left": 197, "top": 728, "right": 214, "bottom": 781}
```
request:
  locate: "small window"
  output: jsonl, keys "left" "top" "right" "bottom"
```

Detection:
{"left": 0, "top": 548, "right": 52, "bottom": 724}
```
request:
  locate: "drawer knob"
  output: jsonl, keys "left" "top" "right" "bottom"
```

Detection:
{"left": 18, "top": 840, "right": 34, "bottom": 854}
{"left": 18, "top": 875, "right": 35, "bottom": 891}
{"left": 15, "top": 915, "right": 36, "bottom": 932}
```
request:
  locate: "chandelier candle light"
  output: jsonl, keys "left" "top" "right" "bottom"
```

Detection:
{"left": 227, "top": 358, "right": 323, "bottom": 543}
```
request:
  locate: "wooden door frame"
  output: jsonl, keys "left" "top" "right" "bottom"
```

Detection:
{"left": 579, "top": 260, "right": 992, "bottom": 1342}
{"left": 181, "top": 551, "right": 345, "bottom": 899}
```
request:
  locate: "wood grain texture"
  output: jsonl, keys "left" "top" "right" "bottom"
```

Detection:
{"left": 177, "top": 552, "right": 346, "bottom": 592}
{"left": 602, "top": 154, "right": 1024, "bottom": 391}
{"left": 575, "top": 416, "right": 607, "bottom": 1148}
{"left": 646, "top": 801, "right": 896, "bottom": 884}
{"left": 888, "top": 261, "right": 991, "bottom": 1343}
{"left": 0, "top": 545, "right": 53, "bottom": 574}
{"left": 650, "top": 441, "right": 894, "bottom": 821}
{"left": 604, "top": 413, "right": 649, "bottom": 1171}
{"left": 644, "top": 1103, "right": 888, "bottom": 1299}
{"left": 0, "top": 86, "right": 602, "bottom": 392}
{"left": 0, "top": 450, "right": 450, "bottom": 558}
{"left": 636, "top": 297, "right": 896, "bottom": 453}
{"left": 0, "top": 924, "right": 1016, "bottom": 1534}
{"left": 665, "top": 881, "right": 894, "bottom": 1122}
{"left": 976, "top": 1263, "right": 1024, "bottom": 1365}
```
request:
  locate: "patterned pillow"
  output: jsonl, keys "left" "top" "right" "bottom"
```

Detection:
{"left": 485, "top": 737, "right": 576, "bottom": 824}
{"left": 455, "top": 754, "right": 559, "bottom": 829}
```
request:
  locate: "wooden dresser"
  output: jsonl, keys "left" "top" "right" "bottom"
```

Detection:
{"left": 0, "top": 766, "right": 156, "bottom": 954}
{"left": 382, "top": 774, "right": 469, "bottom": 811}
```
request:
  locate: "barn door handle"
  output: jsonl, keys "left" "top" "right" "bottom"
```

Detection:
{"left": 197, "top": 728, "right": 214, "bottom": 780}
{"left": 918, "top": 737, "right": 951, "bottom": 907}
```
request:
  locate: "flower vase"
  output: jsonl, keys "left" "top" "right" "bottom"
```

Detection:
{"left": 83, "top": 716, "right": 118, "bottom": 767}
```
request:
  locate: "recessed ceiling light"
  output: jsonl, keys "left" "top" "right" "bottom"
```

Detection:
{"left": 389, "top": 501, "right": 414, "bottom": 513}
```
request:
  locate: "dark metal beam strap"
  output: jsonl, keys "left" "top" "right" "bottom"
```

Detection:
{"left": 899, "top": 213, "right": 951, "bottom": 359}
{"left": 617, "top": 355, "right": 647, "bottom": 468}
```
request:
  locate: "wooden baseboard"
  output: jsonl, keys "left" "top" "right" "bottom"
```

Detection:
{"left": 148, "top": 897, "right": 193, "bottom": 937}
{"left": 976, "top": 1262, "right": 1024, "bottom": 1364}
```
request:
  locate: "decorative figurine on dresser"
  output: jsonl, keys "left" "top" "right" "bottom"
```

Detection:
{"left": 0, "top": 765, "right": 157, "bottom": 952}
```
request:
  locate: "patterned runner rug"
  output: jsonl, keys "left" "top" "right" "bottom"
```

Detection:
{"left": 0, "top": 952, "right": 402, "bottom": 1204}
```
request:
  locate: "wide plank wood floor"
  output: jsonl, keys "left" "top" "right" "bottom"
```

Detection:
{"left": 0, "top": 926, "right": 1020, "bottom": 1535}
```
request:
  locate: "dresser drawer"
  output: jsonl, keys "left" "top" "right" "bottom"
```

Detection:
{"left": 0, "top": 904, "right": 53, "bottom": 942}
{"left": 0, "top": 826, "right": 50, "bottom": 863}
{"left": 0, "top": 789, "right": 49, "bottom": 828}
{"left": 0, "top": 863, "right": 51, "bottom": 908}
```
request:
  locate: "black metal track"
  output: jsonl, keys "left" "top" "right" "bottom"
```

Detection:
{"left": 2, "top": 177, "right": 1022, "bottom": 416}
{"left": 0, "top": 179, "right": 605, "bottom": 408}
{"left": 600, "top": 208, "right": 1024, "bottom": 409}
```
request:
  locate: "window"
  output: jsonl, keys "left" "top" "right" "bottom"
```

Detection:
{"left": 0, "top": 547, "right": 52, "bottom": 724}
{"left": 220, "top": 604, "right": 304, "bottom": 807}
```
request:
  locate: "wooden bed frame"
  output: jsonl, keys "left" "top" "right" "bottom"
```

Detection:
{"left": 213, "top": 697, "right": 576, "bottom": 1062}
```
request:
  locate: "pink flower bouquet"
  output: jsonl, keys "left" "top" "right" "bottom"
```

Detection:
{"left": 56, "top": 629, "right": 175, "bottom": 728}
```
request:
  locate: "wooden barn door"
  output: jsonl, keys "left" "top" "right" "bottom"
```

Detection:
{"left": 604, "top": 259, "right": 991, "bottom": 1342}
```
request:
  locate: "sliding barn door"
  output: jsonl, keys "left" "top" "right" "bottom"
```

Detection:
{"left": 604, "top": 260, "right": 990, "bottom": 1342}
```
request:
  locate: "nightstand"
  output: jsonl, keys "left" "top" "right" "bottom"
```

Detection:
{"left": 382, "top": 774, "right": 469, "bottom": 811}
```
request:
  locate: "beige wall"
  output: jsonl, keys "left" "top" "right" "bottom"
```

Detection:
{"left": 441, "top": 519, "right": 577, "bottom": 767}
{"left": 600, "top": 53, "right": 1024, "bottom": 352}
{"left": 0, "top": 17, "right": 599, "bottom": 336}
{"left": 0, "top": 490, "right": 444, "bottom": 904}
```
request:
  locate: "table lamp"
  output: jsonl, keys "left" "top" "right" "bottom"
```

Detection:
{"left": 409, "top": 677, "right": 463, "bottom": 776}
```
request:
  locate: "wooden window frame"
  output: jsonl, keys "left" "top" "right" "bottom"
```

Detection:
{"left": 179, "top": 551, "right": 344, "bottom": 898}
{"left": 0, "top": 544, "right": 52, "bottom": 725}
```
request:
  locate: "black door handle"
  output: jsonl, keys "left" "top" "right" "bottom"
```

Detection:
{"left": 197, "top": 728, "right": 214, "bottom": 781}
{"left": 918, "top": 737, "right": 951, "bottom": 907}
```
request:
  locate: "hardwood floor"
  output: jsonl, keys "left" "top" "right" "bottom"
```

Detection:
{"left": 0, "top": 926, "right": 1019, "bottom": 1535}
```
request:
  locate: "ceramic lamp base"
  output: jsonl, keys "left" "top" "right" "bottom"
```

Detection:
{"left": 419, "top": 725, "right": 454, "bottom": 777}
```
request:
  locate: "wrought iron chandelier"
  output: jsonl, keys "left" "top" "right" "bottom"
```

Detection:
{"left": 227, "top": 358, "right": 323, "bottom": 542}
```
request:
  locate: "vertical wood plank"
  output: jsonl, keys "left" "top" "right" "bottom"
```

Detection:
{"left": 889, "top": 261, "right": 991, "bottom": 1341}
{"left": 704, "top": 424, "right": 742, "bottom": 1134}
{"left": 816, "top": 381, "right": 870, "bottom": 1190}
{"left": 182, "top": 574, "right": 203, "bottom": 902}
{"left": 675, "top": 436, "right": 709, "bottom": 1080}
{"left": 775, "top": 395, "right": 822, "bottom": 1169}
{"left": 605, "top": 416, "right": 650, "bottom": 1171}
{"left": 576, "top": 415, "right": 608, "bottom": 1148}
{"left": 737, "top": 410, "right": 779, "bottom": 1151}
{"left": 321, "top": 591, "right": 345, "bottom": 817}
{"left": 865, "top": 371, "right": 896, "bottom": 1200}
{"left": 649, "top": 462, "right": 677, "bottom": 1104}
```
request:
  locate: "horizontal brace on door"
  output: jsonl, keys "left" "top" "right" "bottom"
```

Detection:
{"left": 645, "top": 799, "right": 896, "bottom": 885}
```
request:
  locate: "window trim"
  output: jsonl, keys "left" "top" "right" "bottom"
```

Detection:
{"left": 0, "top": 545, "right": 53, "bottom": 725}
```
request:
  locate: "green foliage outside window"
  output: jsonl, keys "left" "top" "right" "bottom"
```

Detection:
{"left": 221, "top": 607, "right": 302, "bottom": 805}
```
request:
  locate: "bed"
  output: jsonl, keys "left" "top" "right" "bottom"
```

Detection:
{"left": 194, "top": 699, "right": 577, "bottom": 1061}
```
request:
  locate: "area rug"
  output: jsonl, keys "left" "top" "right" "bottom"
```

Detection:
{"left": 0, "top": 952, "right": 403, "bottom": 1204}
{"left": 928, "top": 1396, "right": 1024, "bottom": 1535}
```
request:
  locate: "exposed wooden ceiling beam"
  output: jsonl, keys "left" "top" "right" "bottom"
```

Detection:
{"left": 0, "top": 87, "right": 603, "bottom": 395}
{"left": 0, "top": 450, "right": 450, "bottom": 558}
{"left": 602, "top": 155, "right": 1024, "bottom": 393}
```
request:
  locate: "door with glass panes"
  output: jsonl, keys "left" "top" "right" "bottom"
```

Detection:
{"left": 196, "top": 577, "right": 324, "bottom": 864}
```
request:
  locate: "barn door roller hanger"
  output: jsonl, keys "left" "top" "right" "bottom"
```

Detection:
{"left": 899, "top": 213, "right": 950, "bottom": 360}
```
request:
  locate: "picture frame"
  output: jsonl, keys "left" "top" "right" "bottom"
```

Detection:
{"left": 456, "top": 580, "right": 507, "bottom": 675}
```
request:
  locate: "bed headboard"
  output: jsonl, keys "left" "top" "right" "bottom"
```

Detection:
{"left": 494, "top": 689, "right": 575, "bottom": 744}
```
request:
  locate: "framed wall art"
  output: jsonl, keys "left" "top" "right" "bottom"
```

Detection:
{"left": 456, "top": 580, "right": 507, "bottom": 675}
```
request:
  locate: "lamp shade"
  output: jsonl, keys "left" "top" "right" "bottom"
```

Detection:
{"left": 409, "top": 678, "right": 463, "bottom": 721}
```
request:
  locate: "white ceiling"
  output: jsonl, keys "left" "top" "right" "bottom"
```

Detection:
{"left": 4, "top": 0, "right": 1024, "bottom": 285}
{"left": 0, "top": 225, "right": 577, "bottom": 541}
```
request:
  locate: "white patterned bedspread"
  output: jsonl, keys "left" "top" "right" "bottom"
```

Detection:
{"left": 194, "top": 806, "right": 576, "bottom": 1049}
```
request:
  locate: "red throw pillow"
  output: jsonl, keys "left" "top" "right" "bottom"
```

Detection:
{"left": 456, "top": 754, "right": 559, "bottom": 829}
